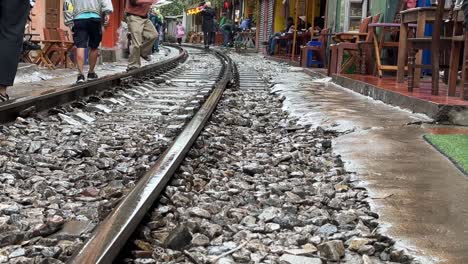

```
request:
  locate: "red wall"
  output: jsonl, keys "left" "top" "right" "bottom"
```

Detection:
{"left": 102, "top": 0, "right": 125, "bottom": 48}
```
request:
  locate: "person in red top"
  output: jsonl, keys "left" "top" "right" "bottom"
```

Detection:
{"left": 125, "top": 0, "right": 159, "bottom": 71}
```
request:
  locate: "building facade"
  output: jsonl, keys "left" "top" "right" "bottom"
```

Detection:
{"left": 30, "top": 0, "right": 125, "bottom": 49}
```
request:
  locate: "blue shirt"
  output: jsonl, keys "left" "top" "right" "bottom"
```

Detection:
{"left": 75, "top": 12, "right": 101, "bottom": 20}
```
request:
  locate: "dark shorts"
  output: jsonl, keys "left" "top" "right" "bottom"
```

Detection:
{"left": 73, "top": 18, "right": 102, "bottom": 49}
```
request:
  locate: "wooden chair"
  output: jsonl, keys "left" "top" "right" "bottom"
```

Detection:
{"left": 328, "top": 14, "right": 381, "bottom": 75}
{"left": 275, "top": 34, "right": 293, "bottom": 56}
{"left": 462, "top": 31, "right": 468, "bottom": 100}
{"left": 328, "top": 16, "right": 372, "bottom": 75}
{"left": 42, "top": 28, "right": 75, "bottom": 68}
{"left": 300, "top": 28, "right": 329, "bottom": 67}
{"left": 447, "top": 1, "right": 465, "bottom": 96}
{"left": 407, "top": 0, "right": 456, "bottom": 94}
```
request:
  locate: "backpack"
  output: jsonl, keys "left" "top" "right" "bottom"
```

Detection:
{"left": 63, "top": 0, "right": 75, "bottom": 27}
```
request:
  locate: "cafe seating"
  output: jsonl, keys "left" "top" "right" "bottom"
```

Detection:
{"left": 42, "top": 28, "right": 75, "bottom": 68}
{"left": 328, "top": 14, "right": 380, "bottom": 75}
{"left": 406, "top": 0, "right": 457, "bottom": 94}
{"left": 300, "top": 28, "right": 329, "bottom": 68}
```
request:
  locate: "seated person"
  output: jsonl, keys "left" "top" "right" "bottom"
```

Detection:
{"left": 267, "top": 17, "right": 294, "bottom": 55}
{"left": 298, "top": 16, "right": 311, "bottom": 31}
{"left": 220, "top": 16, "right": 234, "bottom": 47}
{"left": 239, "top": 17, "right": 251, "bottom": 31}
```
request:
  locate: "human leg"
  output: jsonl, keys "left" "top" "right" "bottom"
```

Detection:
{"left": 269, "top": 38, "right": 277, "bottom": 55}
{"left": 86, "top": 19, "right": 102, "bottom": 75}
{"left": 0, "top": 0, "right": 30, "bottom": 96}
{"left": 141, "top": 19, "right": 158, "bottom": 58}
{"left": 153, "top": 25, "right": 160, "bottom": 52}
{"left": 127, "top": 15, "right": 145, "bottom": 69}
{"left": 222, "top": 26, "right": 230, "bottom": 46}
{"left": 210, "top": 32, "right": 215, "bottom": 45}
{"left": 72, "top": 19, "right": 90, "bottom": 80}
{"left": 203, "top": 31, "right": 210, "bottom": 48}
{"left": 75, "top": 48, "right": 86, "bottom": 74}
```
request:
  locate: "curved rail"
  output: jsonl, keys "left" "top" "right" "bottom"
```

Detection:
{"left": 68, "top": 47, "right": 233, "bottom": 264}
{"left": 0, "top": 46, "right": 188, "bottom": 123}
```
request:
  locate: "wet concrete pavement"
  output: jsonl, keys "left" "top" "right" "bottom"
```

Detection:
{"left": 272, "top": 70, "right": 468, "bottom": 264}
{"left": 10, "top": 49, "right": 175, "bottom": 100}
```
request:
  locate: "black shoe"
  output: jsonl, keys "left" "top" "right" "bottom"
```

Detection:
{"left": 141, "top": 55, "right": 152, "bottom": 62}
{"left": 0, "top": 93, "right": 9, "bottom": 102}
{"left": 76, "top": 74, "right": 85, "bottom": 84}
{"left": 87, "top": 72, "right": 98, "bottom": 81}
{"left": 126, "top": 67, "right": 139, "bottom": 72}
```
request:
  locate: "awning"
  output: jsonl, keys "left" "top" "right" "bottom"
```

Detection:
{"left": 153, "top": 0, "right": 173, "bottom": 7}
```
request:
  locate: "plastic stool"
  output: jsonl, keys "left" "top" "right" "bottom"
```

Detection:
{"left": 306, "top": 41, "right": 323, "bottom": 67}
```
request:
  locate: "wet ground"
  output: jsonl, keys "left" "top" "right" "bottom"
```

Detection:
{"left": 10, "top": 48, "right": 175, "bottom": 100}
{"left": 269, "top": 69, "right": 468, "bottom": 263}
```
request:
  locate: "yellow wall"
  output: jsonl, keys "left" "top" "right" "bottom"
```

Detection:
{"left": 274, "top": 0, "right": 320, "bottom": 33}
{"left": 274, "top": 0, "right": 285, "bottom": 32}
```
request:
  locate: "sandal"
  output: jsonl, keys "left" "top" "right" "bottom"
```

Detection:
{"left": 0, "top": 93, "right": 10, "bottom": 103}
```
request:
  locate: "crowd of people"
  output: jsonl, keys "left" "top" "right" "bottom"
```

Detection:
{"left": 0, "top": 0, "right": 176, "bottom": 103}
{"left": 197, "top": 1, "right": 254, "bottom": 49}
{"left": 0, "top": 0, "right": 256, "bottom": 103}
{"left": 266, "top": 16, "right": 324, "bottom": 56}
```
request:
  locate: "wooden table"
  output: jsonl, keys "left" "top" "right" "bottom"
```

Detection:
{"left": 397, "top": 7, "right": 463, "bottom": 86}
{"left": 236, "top": 31, "right": 256, "bottom": 48}
{"left": 369, "top": 23, "right": 419, "bottom": 78}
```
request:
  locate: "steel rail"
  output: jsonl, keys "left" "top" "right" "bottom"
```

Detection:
{"left": 0, "top": 46, "right": 188, "bottom": 123}
{"left": 68, "top": 47, "right": 233, "bottom": 264}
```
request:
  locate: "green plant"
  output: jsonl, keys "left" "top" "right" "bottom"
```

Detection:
{"left": 160, "top": 0, "right": 185, "bottom": 16}
{"left": 425, "top": 134, "right": 468, "bottom": 174}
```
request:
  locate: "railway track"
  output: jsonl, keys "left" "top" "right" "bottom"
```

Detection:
{"left": 0, "top": 48, "right": 415, "bottom": 264}
{"left": 0, "top": 46, "right": 184, "bottom": 123}
{"left": 0, "top": 46, "right": 233, "bottom": 264}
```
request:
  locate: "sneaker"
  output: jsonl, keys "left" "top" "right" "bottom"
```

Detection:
{"left": 76, "top": 74, "right": 85, "bottom": 84}
{"left": 87, "top": 72, "right": 98, "bottom": 81}
{"left": 141, "top": 55, "right": 152, "bottom": 62}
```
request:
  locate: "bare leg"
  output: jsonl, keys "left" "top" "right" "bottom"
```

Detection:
{"left": 88, "top": 48, "right": 99, "bottom": 73}
{"left": 75, "top": 48, "right": 85, "bottom": 75}
{"left": 0, "top": 85, "right": 6, "bottom": 96}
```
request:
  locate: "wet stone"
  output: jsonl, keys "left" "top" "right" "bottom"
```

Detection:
{"left": 316, "top": 223, "right": 338, "bottom": 236}
{"left": 279, "top": 254, "right": 323, "bottom": 264}
{"left": 9, "top": 248, "right": 25, "bottom": 259}
{"left": 318, "top": 240, "right": 345, "bottom": 261}
{"left": 242, "top": 163, "right": 264, "bottom": 176}
{"left": 188, "top": 207, "right": 211, "bottom": 219}
{"left": 191, "top": 233, "right": 210, "bottom": 247}
{"left": 258, "top": 207, "right": 281, "bottom": 222}
{"left": 163, "top": 226, "right": 192, "bottom": 250}
{"left": 346, "top": 237, "right": 372, "bottom": 252}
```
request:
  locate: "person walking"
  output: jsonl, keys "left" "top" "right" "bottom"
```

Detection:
{"left": 200, "top": 1, "right": 215, "bottom": 49}
{"left": 174, "top": 21, "right": 185, "bottom": 45}
{"left": 64, "top": 0, "right": 113, "bottom": 84}
{"left": 63, "top": 0, "right": 114, "bottom": 83}
{"left": 149, "top": 8, "right": 163, "bottom": 53}
{"left": 0, "top": 0, "right": 31, "bottom": 102}
{"left": 125, "top": 0, "right": 159, "bottom": 71}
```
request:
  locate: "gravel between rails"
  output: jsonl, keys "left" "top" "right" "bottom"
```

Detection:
{"left": 0, "top": 51, "right": 221, "bottom": 264}
{"left": 120, "top": 53, "right": 417, "bottom": 264}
